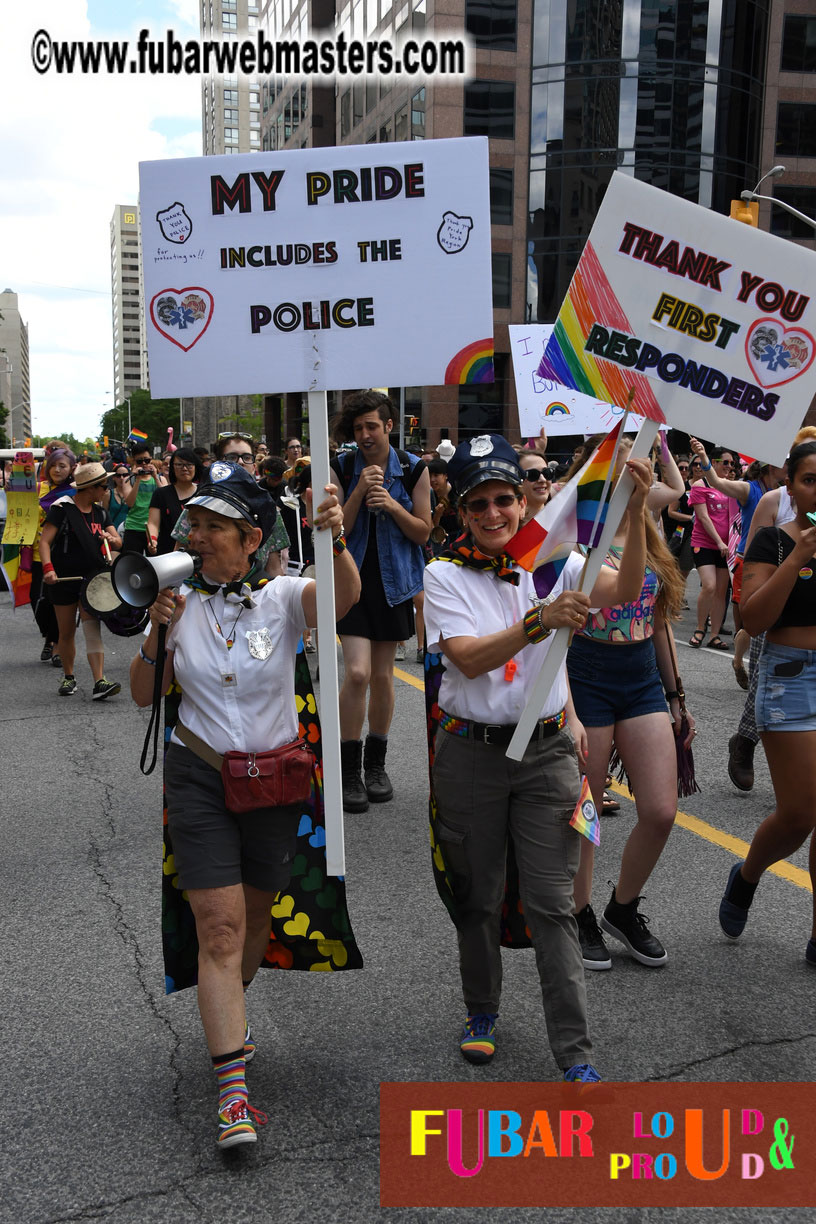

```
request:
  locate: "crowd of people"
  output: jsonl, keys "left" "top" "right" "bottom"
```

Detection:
{"left": 5, "top": 405, "right": 816, "bottom": 1149}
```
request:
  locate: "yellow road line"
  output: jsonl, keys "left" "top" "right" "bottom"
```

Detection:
{"left": 608, "top": 780, "right": 812, "bottom": 894}
{"left": 394, "top": 669, "right": 813, "bottom": 894}
{"left": 394, "top": 666, "right": 425, "bottom": 693}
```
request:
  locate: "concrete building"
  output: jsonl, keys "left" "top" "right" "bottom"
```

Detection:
{"left": 110, "top": 205, "right": 148, "bottom": 407}
{"left": 0, "top": 289, "right": 31, "bottom": 444}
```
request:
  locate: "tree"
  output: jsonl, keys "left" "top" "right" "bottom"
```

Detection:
{"left": 100, "top": 389, "right": 181, "bottom": 454}
{"left": 0, "top": 400, "right": 8, "bottom": 449}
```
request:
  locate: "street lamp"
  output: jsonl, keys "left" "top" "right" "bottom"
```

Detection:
{"left": 740, "top": 164, "right": 816, "bottom": 233}
{"left": 10, "top": 401, "right": 30, "bottom": 446}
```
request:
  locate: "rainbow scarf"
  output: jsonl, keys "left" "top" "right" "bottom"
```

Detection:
{"left": 428, "top": 535, "right": 519, "bottom": 585}
{"left": 505, "top": 420, "right": 623, "bottom": 598}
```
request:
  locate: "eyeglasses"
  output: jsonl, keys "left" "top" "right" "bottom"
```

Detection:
{"left": 223, "top": 453, "right": 255, "bottom": 465}
{"left": 218, "top": 431, "right": 253, "bottom": 440}
{"left": 522, "top": 468, "right": 549, "bottom": 482}
{"left": 174, "top": 462, "right": 195, "bottom": 471}
{"left": 463, "top": 494, "right": 519, "bottom": 514}
{"left": 287, "top": 443, "right": 303, "bottom": 451}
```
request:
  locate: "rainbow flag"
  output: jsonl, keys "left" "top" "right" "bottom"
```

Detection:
{"left": 570, "top": 775, "right": 600, "bottom": 845}
{"left": 128, "top": 427, "right": 148, "bottom": 443}
{"left": 505, "top": 420, "right": 623, "bottom": 597}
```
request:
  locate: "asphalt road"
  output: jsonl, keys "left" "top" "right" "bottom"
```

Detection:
{"left": 1, "top": 576, "right": 814, "bottom": 1223}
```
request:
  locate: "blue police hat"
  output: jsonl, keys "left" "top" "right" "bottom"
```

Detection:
{"left": 446, "top": 435, "right": 523, "bottom": 498}
{"left": 187, "top": 461, "right": 277, "bottom": 539}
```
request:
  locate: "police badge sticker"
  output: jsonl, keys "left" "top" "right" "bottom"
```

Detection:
{"left": 156, "top": 202, "right": 193, "bottom": 244}
{"left": 208, "top": 461, "right": 234, "bottom": 482}
{"left": 437, "top": 212, "right": 473, "bottom": 254}
{"left": 470, "top": 435, "right": 494, "bottom": 457}
{"left": 246, "top": 627, "right": 273, "bottom": 660}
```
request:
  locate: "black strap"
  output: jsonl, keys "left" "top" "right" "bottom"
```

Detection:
{"left": 333, "top": 448, "right": 424, "bottom": 498}
{"left": 140, "top": 622, "right": 167, "bottom": 776}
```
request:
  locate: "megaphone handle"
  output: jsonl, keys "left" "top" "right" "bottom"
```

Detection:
{"left": 140, "top": 622, "right": 168, "bottom": 776}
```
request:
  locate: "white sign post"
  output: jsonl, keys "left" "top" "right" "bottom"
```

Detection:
{"left": 139, "top": 138, "right": 494, "bottom": 875}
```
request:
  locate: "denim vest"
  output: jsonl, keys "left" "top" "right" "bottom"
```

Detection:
{"left": 344, "top": 447, "right": 426, "bottom": 606}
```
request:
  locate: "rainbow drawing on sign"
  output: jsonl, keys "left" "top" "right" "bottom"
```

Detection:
{"left": 537, "top": 240, "right": 665, "bottom": 424}
{"left": 544, "top": 402, "right": 570, "bottom": 415}
{"left": 445, "top": 338, "right": 495, "bottom": 385}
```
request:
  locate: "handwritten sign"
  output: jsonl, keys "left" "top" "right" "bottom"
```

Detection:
{"left": 509, "top": 325, "right": 649, "bottom": 436}
{"left": 539, "top": 172, "right": 816, "bottom": 463}
{"left": 2, "top": 453, "right": 39, "bottom": 547}
{"left": 139, "top": 138, "right": 494, "bottom": 396}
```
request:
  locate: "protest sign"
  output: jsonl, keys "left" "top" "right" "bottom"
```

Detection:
{"left": 139, "top": 138, "right": 494, "bottom": 397}
{"left": 509, "top": 324, "right": 647, "bottom": 436}
{"left": 538, "top": 172, "right": 816, "bottom": 464}
{"left": 2, "top": 451, "right": 38, "bottom": 547}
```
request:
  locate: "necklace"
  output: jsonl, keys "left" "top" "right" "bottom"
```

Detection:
{"left": 205, "top": 598, "right": 247, "bottom": 649}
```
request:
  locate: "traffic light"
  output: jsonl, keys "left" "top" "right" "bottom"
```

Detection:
{"left": 730, "top": 199, "right": 758, "bottom": 226}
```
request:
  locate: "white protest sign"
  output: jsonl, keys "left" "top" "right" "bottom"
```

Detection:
{"left": 539, "top": 172, "right": 816, "bottom": 464}
{"left": 509, "top": 324, "right": 648, "bottom": 436}
{"left": 139, "top": 138, "right": 494, "bottom": 396}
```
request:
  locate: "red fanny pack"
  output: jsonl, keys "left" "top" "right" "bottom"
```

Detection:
{"left": 220, "top": 740, "right": 314, "bottom": 813}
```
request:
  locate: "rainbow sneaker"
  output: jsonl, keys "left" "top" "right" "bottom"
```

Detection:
{"left": 459, "top": 1013, "right": 497, "bottom": 1064}
{"left": 244, "top": 1021, "right": 256, "bottom": 1063}
{"left": 217, "top": 1098, "right": 267, "bottom": 1149}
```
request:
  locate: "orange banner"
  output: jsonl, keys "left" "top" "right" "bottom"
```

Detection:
{"left": 381, "top": 1082, "right": 814, "bottom": 1208}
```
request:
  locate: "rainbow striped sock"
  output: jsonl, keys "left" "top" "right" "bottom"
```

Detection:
{"left": 213, "top": 1049, "right": 255, "bottom": 1148}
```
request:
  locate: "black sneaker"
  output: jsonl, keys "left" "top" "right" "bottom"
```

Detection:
{"left": 51, "top": 653, "right": 62, "bottom": 669}
{"left": 40, "top": 643, "right": 53, "bottom": 662}
{"left": 58, "top": 675, "right": 78, "bottom": 696}
{"left": 601, "top": 889, "right": 667, "bottom": 966}
{"left": 575, "top": 903, "right": 612, "bottom": 971}
{"left": 92, "top": 677, "right": 121, "bottom": 701}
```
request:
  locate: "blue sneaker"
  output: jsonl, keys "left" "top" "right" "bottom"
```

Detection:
{"left": 460, "top": 1013, "right": 497, "bottom": 1064}
{"left": 806, "top": 939, "right": 816, "bottom": 966}
{"left": 564, "top": 1063, "right": 602, "bottom": 1083}
{"left": 719, "top": 861, "right": 751, "bottom": 939}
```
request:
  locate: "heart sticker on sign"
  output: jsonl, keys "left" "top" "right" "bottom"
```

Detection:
{"left": 150, "top": 287, "right": 214, "bottom": 352}
{"left": 745, "top": 319, "right": 815, "bottom": 389}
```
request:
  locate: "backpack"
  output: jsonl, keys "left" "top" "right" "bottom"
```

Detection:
{"left": 331, "top": 449, "right": 424, "bottom": 500}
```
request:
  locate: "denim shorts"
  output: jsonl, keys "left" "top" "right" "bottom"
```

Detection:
{"left": 567, "top": 635, "right": 668, "bottom": 727}
{"left": 756, "top": 643, "right": 816, "bottom": 733}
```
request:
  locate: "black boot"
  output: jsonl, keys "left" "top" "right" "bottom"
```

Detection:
{"left": 727, "top": 733, "right": 755, "bottom": 792}
{"left": 363, "top": 734, "right": 394, "bottom": 803}
{"left": 341, "top": 740, "right": 369, "bottom": 812}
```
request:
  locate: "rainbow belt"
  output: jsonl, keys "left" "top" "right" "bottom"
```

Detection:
{"left": 438, "top": 708, "right": 566, "bottom": 747}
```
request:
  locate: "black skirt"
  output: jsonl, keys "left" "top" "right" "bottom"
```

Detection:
{"left": 337, "top": 531, "right": 416, "bottom": 642}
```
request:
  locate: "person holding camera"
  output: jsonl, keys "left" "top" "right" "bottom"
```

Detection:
{"left": 121, "top": 441, "right": 166, "bottom": 554}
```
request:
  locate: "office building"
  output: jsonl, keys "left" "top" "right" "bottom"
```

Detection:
{"left": 110, "top": 205, "right": 148, "bottom": 406}
{"left": 0, "top": 289, "right": 31, "bottom": 444}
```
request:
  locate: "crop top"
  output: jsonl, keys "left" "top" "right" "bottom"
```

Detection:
{"left": 577, "top": 546, "right": 658, "bottom": 643}
{"left": 744, "top": 526, "right": 816, "bottom": 630}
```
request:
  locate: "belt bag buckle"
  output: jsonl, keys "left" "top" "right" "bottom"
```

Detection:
{"left": 247, "top": 753, "right": 260, "bottom": 778}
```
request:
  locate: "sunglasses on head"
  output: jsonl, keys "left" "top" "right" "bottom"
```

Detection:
{"left": 522, "top": 467, "right": 549, "bottom": 482}
{"left": 464, "top": 493, "right": 520, "bottom": 514}
{"left": 218, "top": 431, "right": 253, "bottom": 440}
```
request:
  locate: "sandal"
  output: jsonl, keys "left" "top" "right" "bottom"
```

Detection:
{"left": 732, "top": 659, "right": 749, "bottom": 690}
{"left": 689, "top": 630, "right": 705, "bottom": 648}
{"left": 708, "top": 635, "right": 730, "bottom": 651}
{"left": 602, "top": 791, "right": 620, "bottom": 815}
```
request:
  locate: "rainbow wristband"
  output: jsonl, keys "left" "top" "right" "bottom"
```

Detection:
{"left": 523, "top": 605, "right": 552, "bottom": 644}
{"left": 332, "top": 529, "right": 347, "bottom": 557}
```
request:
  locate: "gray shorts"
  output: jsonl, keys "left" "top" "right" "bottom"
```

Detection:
{"left": 164, "top": 743, "right": 302, "bottom": 892}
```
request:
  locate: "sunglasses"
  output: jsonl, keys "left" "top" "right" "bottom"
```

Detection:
{"left": 223, "top": 453, "right": 255, "bottom": 465}
{"left": 463, "top": 493, "right": 519, "bottom": 514}
{"left": 677, "top": 464, "right": 689, "bottom": 471}
{"left": 522, "top": 468, "right": 550, "bottom": 482}
{"left": 717, "top": 460, "right": 734, "bottom": 468}
{"left": 218, "top": 431, "right": 253, "bottom": 440}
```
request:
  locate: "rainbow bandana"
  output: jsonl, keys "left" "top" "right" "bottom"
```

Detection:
{"left": 429, "top": 535, "right": 519, "bottom": 585}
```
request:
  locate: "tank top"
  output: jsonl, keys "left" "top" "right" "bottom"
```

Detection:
{"left": 578, "top": 546, "right": 658, "bottom": 643}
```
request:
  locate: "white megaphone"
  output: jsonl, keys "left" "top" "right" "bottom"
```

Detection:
{"left": 111, "top": 550, "right": 201, "bottom": 608}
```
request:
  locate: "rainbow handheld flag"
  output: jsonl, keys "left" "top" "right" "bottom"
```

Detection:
{"left": 569, "top": 775, "right": 600, "bottom": 846}
{"left": 128, "top": 427, "right": 149, "bottom": 443}
{"left": 505, "top": 419, "right": 623, "bottom": 597}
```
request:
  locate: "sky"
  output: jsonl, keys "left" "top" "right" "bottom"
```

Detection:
{"left": 1, "top": 0, "right": 203, "bottom": 442}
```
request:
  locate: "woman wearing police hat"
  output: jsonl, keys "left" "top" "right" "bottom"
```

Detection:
{"left": 423, "top": 434, "right": 652, "bottom": 1082}
{"left": 130, "top": 461, "right": 360, "bottom": 1148}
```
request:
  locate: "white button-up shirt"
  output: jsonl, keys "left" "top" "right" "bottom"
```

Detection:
{"left": 423, "top": 553, "right": 583, "bottom": 724}
{"left": 165, "top": 577, "right": 308, "bottom": 754}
